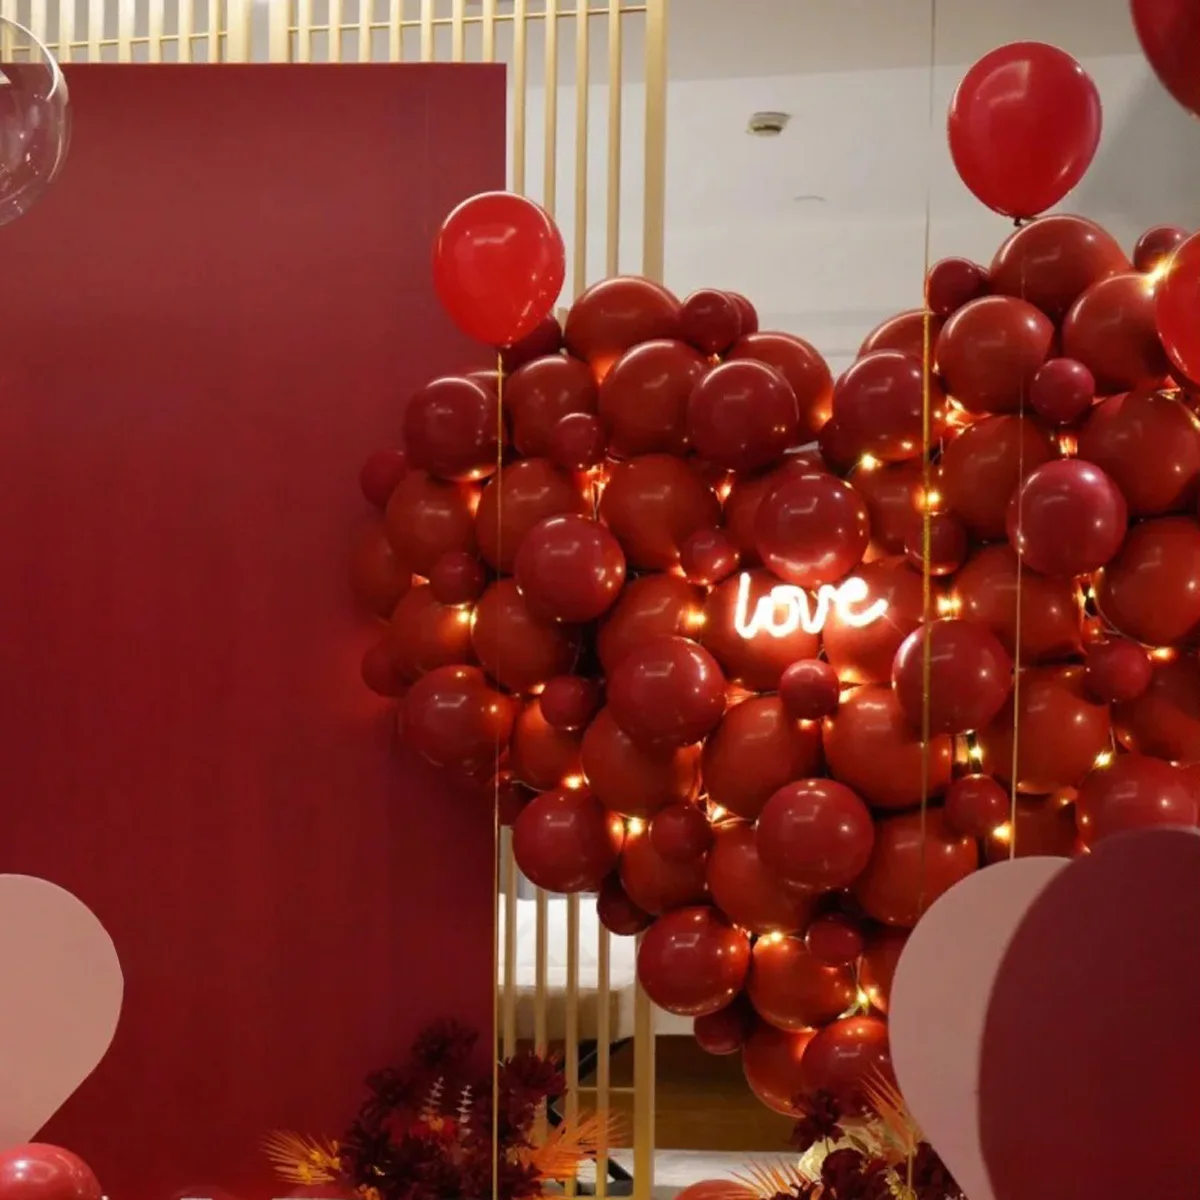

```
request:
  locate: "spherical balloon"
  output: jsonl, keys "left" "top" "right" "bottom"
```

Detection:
{"left": 947, "top": 43, "right": 1101, "bottom": 220}
{"left": 349, "top": 521, "right": 413, "bottom": 618}
{"left": 708, "top": 823, "right": 815, "bottom": 936}
{"left": 1085, "top": 638, "right": 1153, "bottom": 704}
{"left": 742, "top": 1022, "right": 815, "bottom": 1116}
{"left": 687, "top": 359, "right": 800, "bottom": 472}
{"left": 756, "top": 779, "right": 875, "bottom": 891}
{"left": 1008, "top": 460, "right": 1128, "bottom": 577}
{"left": 549, "top": 411, "right": 606, "bottom": 471}
{"left": 387, "top": 585, "right": 475, "bottom": 682}
{"left": 680, "top": 527, "right": 741, "bottom": 586}
{"left": 800, "top": 1015, "right": 894, "bottom": 1110}
{"left": 832, "top": 350, "right": 946, "bottom": 461}
{"left": 514, "top": 514, "right": 626, "bottom": 623}
{"left": 694, "top": 999, "right": 756, "bottom": 1056}
{"left": 727, "top": 331, "right": 834, "bottom": 440}
{"left": 805, "top": 913, "right": 866, "bottom": 968}
{"left": 402, "top": 665, "right": 516, "bottom": 774}
{"left": 506, "top": 354, "right": 598, "bottom": 458}
{"left": 892, "top": 619, "right": 1013, "bottom": 736}
{"left": 564, "top": 276, "right": 683, "bottom": 371}
{"left": 509, "top": 700, "right": 584, "bottom": 792}
{"left": 1076, "top": 754, "right": 1198, "bottom": 848}
{"left": 779, "top": 659, "right": 840, "bottom": 721}
{"left": 597, "top": 872, "right": 653, "bottom": 936}
{"left": 1112, "top": 653, "right": 1200, "bottom": 763}
{"left": 429, "top": 550, "right": 486, "bottom": 606}
{"left": 636, "top": 906, "right": 750, "bottom": 1017}
{"left": 599, "top": 338, "right": 707, "bottom": 457}
{"left": 851, "top": 459, "right": 923, "bottom": 559}
{"left": 475, "top": 457, "right": 589, "bottom": 573}
{"left": 539, "top": 675, "right": 602, "bottom": 730}
{"left": 0, "top": 1145, "right": 103, "bottom": 1200}
{"left": 361, "top": 638, "right": 404, "bottom": 698}
{"left": 943, "top": 774, "right": 1011, "bottom": 840}
{"left": 501, "top": 314, "right": 563, "bottom": 372}
{"left": 497, "top": 775, "right": 534, "bottom": 827}
{"left": 471, "top": 579, "right": 579, "bottom": 693}
{"left": 904, "top": 511, "right": 969, "bottom": 578}
{"left": 619, "top": 822, "right": 709, "bottom": 915}
{"left": 926, "top": 257, "right": 989, "bottom": 318}
{"left": 1131, "top": 0, "right": 1200, "bottom": 120}
{"left": 1063, "top": 272, "right": 1170, "bottom": 395}
{"left": 860, "top": 928, "right": 908, "bottom": 1012}
{"left": 360, "top": 448, "right": 408, "bottom": 509}
{"left": 1029, "top": 357, "right": 1096, "bottom": 425}
{"left": 650, "top": 802, "right": 714, "bottom": 863}
{"left": 983, "top": 796, "right": 1079, "bottom": 863}
{"left": 404, "top": 375, "right": 499, "bottom": 482}
{"left": 680, "top": 289, "right": 742, "bottom": 356}
{"left": 385, "top": 470, "right": 479, "bottom": 578}
{"left": 581, "top": 708, "right": 699, "bottom": 818}
{"left": 936, "top": 296, "right": 1055, "bottom": 414}
{"left": 747, "top": 935, "right": 856, "bottom": 1032}
{"left": 755, "top": 472, "right": 870, "bottom": 588}
{"left": 1134, "top": 224, "right": 1189, "bottom": 274}
{"left": 512, "top": 786, "right": 625, "bottom": 893}
{"left": 1156, "top": 230, "right": 1200, "bottom": 385}
{"left": 598, "top": 572, "right": 705, "bottom": 673}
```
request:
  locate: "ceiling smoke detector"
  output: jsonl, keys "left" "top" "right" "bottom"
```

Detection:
{"left": 747, "top": 111, "right": 791, "bottom": 136}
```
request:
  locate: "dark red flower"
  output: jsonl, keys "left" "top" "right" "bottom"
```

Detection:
{"left": 789, "top": 1089, "right": 845, "bottom": 1153}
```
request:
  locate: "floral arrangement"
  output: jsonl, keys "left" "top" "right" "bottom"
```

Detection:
{"left": 265, "top": 1020, "right": 613, "bottom": 1200}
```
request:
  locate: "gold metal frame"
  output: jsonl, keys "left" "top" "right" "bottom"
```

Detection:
{"left": 8, "top": 2, "right": 670, "bottom": 1196}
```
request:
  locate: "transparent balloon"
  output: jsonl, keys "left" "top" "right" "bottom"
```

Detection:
{"left": 0, "top": 18, "right": 69, "bottom": 227}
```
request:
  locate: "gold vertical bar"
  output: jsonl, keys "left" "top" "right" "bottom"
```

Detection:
{"left": 28, "top": 0, "right": 47, "bottom": 47}
{"left": 57, "top": 0, "right": 73, "bottom": 61}
{"left": 387, "top": 0, "right": 401, "bottom": 61}
{"left": 209, "top": 0, "right": 222, "bottom": 63}
{"left": 542, "top": 0, "right": 559, "bottom": 215}
{"left": 450, "top": 0, "right": 464, "bottom": 61}
{"left": 511, "top": 0, "right": 527, "bottom": 193}
{"left": 147, "top": 0, "right": 163, "bottom": 62}
{"left": 297, "top": 0, "right": 313, "bottom": 61}
{"left": 533, "top": 886, "right": 550, "bottom": 1143}
{"left": 357, "top": 0, "right": 371, "bottom": 61}
{"left": 329, "top": 0, "right": 343, "bottom": 61}
{"left": 632, "top": 936, "right": 656, "bottom": 1200}
{"left": 641, "top": 0, "right": 668, "bottom": 281}
{"left": 501, "top": 831, "right": 518, "bottom": 1058}
{"left": 479, "top": 0, "right": 495, "bottom": 61}
{"left": 419, "top": 0, "right": 432, "bottom": 60}
{"left": 564, "top": 892, "right": 580, "bottom": 1198}
{"left": 594, "top": 922, "right": 612, "bottom": 1200}
{"left": 87, "top": 0, "right": 101, "bottom": 59}
{"left": 178, "top": 0, "right": 194, "bottom": 60}
{"left": 116, "top": 0, "right": 134, "bottom": 60}
{"left": 572, "top": 0, "right": 589, "bottom": 297}
{"left": 604, "top": 0, "right": 620, "bottom": 275}
{"left": 268, "top": 0, "right": 291, "bottom": 60}
{"left": 226, "top": 0, "right": 252, "bottom": 61}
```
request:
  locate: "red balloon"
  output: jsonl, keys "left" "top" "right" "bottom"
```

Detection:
{"left": 470, "top": 578, "right": 579, "bottom": 693}
{"left": 680, "top": 527, "right": 741, "bottom": 586}
{"left": 799, "top": 1015, "right": 894, "bottom": 1110}
{"left": 0, "top": 1146, "right": 103, "bottom": 1200}
{"left": 1085, "top": 638, "right": 1153, "bottom": 704}
{"left": 816, "top": 415, "right": 863, "bottom": 473}
{"left": 755, "top": 473, "right": 869, "bottom": 588}
{"left": 475, "top": 457, "right": 589, "bottom": 573}
{"left": 360, "top": 448, "right": 408, "bottom": 509}
{"left": 564, "top": 276, "right": 683, "bottom": 372}
{"left": 361, "top": 637, "right": 404, "bottom": 698}
{"left": 983, "top": 795, "right": 1079, "bottom": 863}
{"left": 1134, "top": 224, "right": 1190, "bottom": 274}
{"left": 892, "top": 619, "right": 1013, "bottom": 736}
{"left": 1132, "top": 0, "right": 1200, "bottom": 118}
{"left": 756, "top": 778, "right": 875, "bottom": 890}
{"left": 433, "top": 192, "right": 565, "bottom": 348}
{"left": 497, "top": 774, "right": 534, "bottom": 827}
{"left": 940, "top": 414, "right": 1056, "bottom": 541}
{"left": 747, "top": 935, "right": 856, "bottom": 1032}
{"left": 723, "top": 457, "right": 820, "bottom": 565}
{"left": 597, "top": 872, "right": 653, "bottom": 936}
{"left": 708, "top": 823, "right": 815, "bottom": 935}
{"left": 728, "top": 292, "right": 759, "bottom": 335}
{"left": 598, "top": 572, "right": 704, "bottom": 673}
{"left": 680, "top": 289, "right": 742, "bottom": 356}
{"left": 549, "top": 411, "right": 606, "bottom": 470}
{"left": 598, "top": 339, "right": 707, "bottom": 457}
{"left": 833, "top": 350, "right": 946, "bottom": 460}
{"left": 619, "top": 822, "right": 709, "bottom": 915}
{"left": 506, "top": 354, "right": 598, "bottom": 458}
{"left": 650, "top": 802, "right": 714, "bottom": 863}
{"left": 926, "top": 257, "right": 989, "bottom": 318}
{"left": 687, "top": 360, "right": 800, "bottom": 472}
{"left": 1029, "top": 357, "right": 1096, "bottom": 425}
{"left": 851, "top": 460, "right": 923, "bottom": 560}
{"left": 349, "top": 520, "right": 412, "bottom": 618}
{"left": 402, "top": 665, "right": 516, "bottom": 774}
{"left": 608, "top": 635, "right": 726, "bottom": 749}
{"left": 512, "top": 786, "right": 625, "bottom": 893}
{"left": 977, "top": 664, "right": 1111, "bottom": 793}
{"left": 947, "top": 43, "right": 1101, "bottom": 220}
{"left": 904, "top": 511, "right": 969, "bottom": 578}
{"left": 514, "top": 514, "right": 626, "bottom": 623}
{"left": 805, "top": 913, "right": 865, "bottom": 967}
{"left": 384, "top": 470, "right": 479, "bottom": 578}
{"left": 824, "top": 685, "right": 953, "bottom": 810}
{"left": 943, "top": 774, "right": 1012, "bottom": 839}
{"left": 860, "top": 928, "right": 907, "bottom": 1012}
{"left": 702, "top": 696, "right": 823, "bottom": 821}
{"left": 1076, "top": 753, "right": 1198, "bottom": 848}
{"left": 1063, "top": 272, "right": 1170, "bottom": 394}
{"left": 599, "top": 454, "right": 722, "bottom": 570}
{"left": 509, "top": 700, "right": 583, "bottom": 792}
{"left": 952, "top": 543, "right": 1084, "bottom": 663}
{"left": 779, "top": 659, "right": 840, "bottom": 721}
{"left": 1113, "top": 653, "right": 1200, "bottom": 763}
{"left": 1156, "top": 230, "right": 1200, "bottom": 385}
{"left": 726, "top": 332, "right": 834, "bottom": 440}
{"left": 582, "top": 708, "right": 699, "bottom": 818}
{"left": 539, "top": 675, "right": 602, "bottom": 730}
{"left": 859, "top": 309, "right": 943, "bottom": 360}
{"left": 388, "top": 584, "right": 475, "bottom": 682}
{"left": 694, "top": 998, "right": 755, "bottom": 1056}
{"left": 936, "top": 296, "right": 1054, "bottom": 415}
{"left": 990, "top": 214, "right": 1130, "bottom": 320}
{"left": 501, "top": 314, "right": 563, "bottom": 372}
{"left": 742, "top": 1022, "right": 814, "bottom": 1115}
{"left": 429, "top": 550, "right": 486, "bottom": 606}
{"left": 854, "top": 809, "right": 979, "bottom": 928}
{"left": 1008, "top": 460, "right": 1128, "bottom": 577}
{"left": 1096, "top": 517, "right": 1200, "bottom": 647}
{"left": 637, "top": 906, "right": 750, "bottom": 1017}
{"left": 404, "top": 375, "right": 499, "bottom": 482}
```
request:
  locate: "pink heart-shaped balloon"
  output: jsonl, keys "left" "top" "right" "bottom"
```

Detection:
{"left": 0, "top": 876, "right": 123, "bottom": 1147}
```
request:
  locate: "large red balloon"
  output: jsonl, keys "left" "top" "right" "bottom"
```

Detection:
{"left": 650, "top": 802, "right": 714, "bottom": 864}
{"left": 385, "top": 470, "right": 479, "bottom": 578}
{"left": 799, "top": 1016, "right": 894, "bottom": 1109}
{"left": 832, "top": 351, "right": 945, "bottom": 462}
{"left": 727, "top": 332, "right": 834, "bottom": 440}
{"left": 1132, "top": 0, "right": 1200, "bottom": 119}
{"left": 598, "top": 339, "right": 707, "bottom": 457}
{"left": 0, "top": 1146, "right": 103, "bottom": 1200}
{"left": 892, "top": 618, "right": 1013, "bottom": 736}
{"left": 747, "top": 935, "right": 856, "bottom": 1032}
{"left": 694, "top": 999, "right": 755, "bottom": 1056}
{"left": 851, "top": 460, "right": 923, "bottom": 560}
{"left": 619, "top": 823, "right": 709, "bottom": 915}
{"left": 708, "top": 823, "right": 815, "bottom": 935}
{"left": 1076, "top": 754, "right": 1198, "bottom": 848}
{"left": 1113, "top": 653, "right": 1200, "bottom": 763}
{"left": 702, "top": 696, "right": 823, "bottom": 821}
{"left": 514, "top": 514, "right": 626, "bottom": 623}
{"left": 687, "top": 360, "right": 800, "bottom": 472}
{"left": 388, "top": 584, "right": 475, "bottom": 682}
{"left": 1084, "top": 637, "right": 1153, "bottom": 704}
{"left": 756, "top": 778, "right": 875, "bottom": 890}
{"left": 470, "top": 578, "right": 579, "bottom": 694}
{"left": 755, "top": 473, "right": 870, "bottom": 588}
{"left": 859, "top": 309, "right": 943, "bottom": 360}
{"left": 581, "top": 708, "right": 699, "bottom": 818}
{"left": 564, "top": 276, "right": 683, "bottom": 371}
{"left": 509, "top": 700, "right": 583, "bottom": 792}
{"left": 433, "top": 192, "right": 565, "bottom": 347}
{"left": 636, "top": 907, "right": 750, "bottom": 1017}
{"left": 1156, "top": 230, "right": 1200, "bottom": 384}
{"left": 742, "top": 1023, "right": 814, "bottom": 1116}
{"left": 823, "top": 685, "right": 953, "bottom": 810}
{"left": 475, "top": 458, "right": 589, "bottom": 573}
{"left": 947, "top": 43, "right": 1102, "bottom": 220}
{"left": 936, "top": 296, "right": 1054, "bottom": 415}
{"left": 402, "top": 664, "right": 516, "bottom": 775}
{"left": 597, "top": 572, "right": 704, "bottom": 673}
{"left": 512, "top": 786, "right": 625, "bottom": 893}
{"left": 506, "top": 354, "right": 598, "bottom": 458}
{"left": 1063, "top": 271, "right": 1170, "bottom": 395}
{"left": 403, "top": 375, "right": 499, "bottom": 482}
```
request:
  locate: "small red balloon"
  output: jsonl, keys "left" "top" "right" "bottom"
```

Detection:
{"left": 904, "top": 511, "right": 969, "bottom": 577}
{"left": 650, "top": 802, "right": 714, "bottom": 864}
{"left": 926, "top": 257, "right": 989, "bottom": 318}
{"left": 402, "top": 665, "right": 515, "bottom": 776}
{"left": 550, "top": 411, "right": 606, "bottom": 470}
{"left": 681, "top": 289, "right": 742, "bottom": 356}
{"left": 360, "top": 448, "right": 407, "bottom": 509}
{"left": 512, "top": 787, "right": 625, "bottom": 894}
{"left": 1085, "top": 638, "right": 1153, "bottom": 704}
{"left": 636, "top": 906, "right": 751, "bottom": 1017}
{"left": 539, "top": 676, "right": 602, "bottom": 730}
{"left": 514, "top": 514, "right": 627, "bottom": 623}
{"left": 860, "top": 309, "right": 943, "bottom": 359}
{"left": 388, "top": 585, "right": 474, "bottom": 683}
{"left": 596, "top": 873, "right": 653, "bottom": 936}
{"left": 805, "top": 913, "right": 865, "bottom": 968}
{"left": 429, "top": 551, "right": 486, "bottom": 606}
{"left": 687, "top": 360, "right": 800, "bottom": 472}
{"left": 1029, "top": 358, "right": 1096, "bottom": 425}
{"left": 943, "top": 774, "right": 1012, "bottom": 839}
{"left": 475, "top": 457, "right": 589, "bottom": 573}
{"left": 747, "top": 934, "right": 857, "bottom": 1032}
{"left": 694, "top": 998, "right": 755, "bottom": 1056}
{"left": 1134, "top": 224, "right": 1189, "bottom": 274}
{"left": 728, "top": 292, "right": 759, "bottom": 335}
{"left": 0, "top": 1146, "right": 103, "bottom": 1200}
{"left": 779, "top": 659, "right": 840, "bottom": 721}
{"left": 799, "top": 1015, "right": 894, "bottom": 1110}
{"left": 680, "top": 527, "right": 740, "bottom": 586}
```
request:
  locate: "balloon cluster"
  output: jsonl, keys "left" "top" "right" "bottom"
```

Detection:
{"left": 349, "top": 46, "right": 1200, "bottom": 1119}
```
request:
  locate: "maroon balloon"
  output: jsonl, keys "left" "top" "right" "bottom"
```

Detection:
{"left": 512, "top": 786, "right": 625, "bottom": 894}
{"left": 1113, "top": 653, "right": 1200, "bottom": 763}
{"left": 799, "top": 1015, "right": 894, "bottom": 1109}
{"left": 1076, "top": 754, "right": 1199, "bottom": 848}
{"left": 475, "top": 457, "right": 588, "bottom": 573}
{"left": 892, "top": 619, "right": 1013, "bottom": 736}
{"left": 607, "top": 635, "right": 726, "bottom": 749}
{"left": 470, "top": 578, "right": 579, "bottom": 694}
{"left": 728, "top": 292, "right": 759, "bottom": 335}
{"left": 404, "top": 375, "right": 499, "bottom": 482}
{"left": 926, "top": 257, "right": 989, "bottom": 318}
{"left": 550, "top": 411, "right": 606, "bottom": 470}
{"left": 429, "top": 550, "right": 486, "bottom": 606}
{"left": 742, "top": 1023, "right": 814, "bottom": 1115}
{"left": 539, "top": 675, "right": 602, "bottom": 731}
{"left": 1008, "top": 460, "right": 1128, "bottom": 577}
{"left": 387, "top": 585, "right": 474, "bottom": 683}
{"left": 680, "top": 289, "right": 742, "bottom": 356}
{"left": 1029, "top": 357, "right": 1096, "bottom": 425}
{"left": 433, "top": 191, "right": 565, "bottom": 347}
{"left": 509, "top": 700, "right": 583, "bottom": 792}
{"left": 833, "top": 350, "right": 946, "bottom": 461}
{"left": 598, "top": 572, "right": 704, "bottom": 673}
{"left": 779, "top": 659, "right": 840, "bottom": 721}
{"left": 636, "top": 906, "right": 750, "bottom": 1017}
{"left": 564, "top": 276, "right": 683, "bottom": 370}
{"left": 805, "top": 913, "right": 865, "bottom": 967}
{"left": 687, "top": 359, "right": 800, "bottom": 472}
{"left": 726, "top": 332, "right": 834, "bottom": 440}
{"left": 755, "top": 472, "right": 870, "bottom": 588}
{"left": 860, "top": 309, "right": 943, "bottom": 360}
{"left": 597, "top": 873, "right": 653, "bottom": 936}
{"left": 501, "top": 314, "right": 563, "bottom": 372}
{"left": 1134, "top": 224, "right": 1190, "bottom": 274}
{"left": 756, "top": 778, "right": 875, "bottom": 891}
{"left": 349, "top": 520, "right": 413, "bottom": 618}
{"left": 0, "top": 1146, "right": 103, "bottom": 1200}
{"left": 694, "top": 999, "right": 755, "bottom": 1056}
{"left": 1063, "top": 272, "right": 1170, "bottom": 395}
{"left": 385, "top": 469, "right": 478, "bottom": 578}
{"left": 599, "top": 338, "right": 707, "bottom": 457}
{"left": 747, "top": 935, "right": 857, "bottom": 1032}
{"left": 943, "top": 774, "right": 1012, "bottom": 840}
{"left": 506, "top": 354, "right": 598, "bottom": 457}
{"left": 904, "top": 511, "right": 969, "bottom": 578}
{"left": 360, "top": 448, "right": 407, "bottom": 509}
{"left": 361, "top": 637, "right": 404, "bottom": 698}
{"left": 582, "top": 709, "right": 700, "bottom": 819}
{"left": 402, "top": 665, "right": 516, "bottom": 774}
{"left": 947, "top": 43, "right": 1102, "bottom": 220}
{"left": 1156, "top": 230, "right": 1200, "bottom": 387}
{"left": 852, "top": 460, "right": 923, "bottom": 560}
{"left": 620, "top": 823, "right": 709, "bottom": 915}
{"left": 514, "top": 514, "right": 626, "bottom": 623}
{"left": 1132, "top": 0, "right": 1200, "bottom": 119}
{"left": 1085, "top": 638, "right": 1153, "bottom": 704}
{"left": 708, "top": 822, "right": 815, "bottom": 936}
{"left": 650, "top": 802, "right": 715, "bottom": 864}
{"left": 680, "top": 527, "right": 741, "bottom": 586}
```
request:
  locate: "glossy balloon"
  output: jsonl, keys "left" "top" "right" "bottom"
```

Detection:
{"left": 475, "top": 458, "right": 589, "bottom": 573}
{"left": 470, "top": 579, "right": 579, "bottom": 694}
{"left": 779, "top": 659, "right": 840, "bottom": 721}
{"left": 1133, "top": 223, "right": 1189, "bottom": 274}
{"left": 598, "top": 572, "right": 704, "bottom": 673}
{"left": 708, "top": 823, "right": 815, "bottom": 935}
{"left": 904, "top": 511, "right": 969, "bottom": 578}
{"left": 385, "top": 470, "right": 479, "bottom": 578}
{"left": 619, "top": 823, "right": 709, "bottom": 915}
{"left": 860, "top": 928, "right": 908, "bottom": 1013}
{"left": 833, "top": 350, "right": 945, "bottom": 460}
{"left": 926, "top": 257, "right": 990, "bottom": 318}
{"left": 506, "top": 354, "right": 598, "bottom": 458}
{"left": 388, "top": 585, "right": 475, "bottom": 683}
{"left": 859, "top": 309, "right": 943, "bottom": 360}
{"left": 943, "top": 774, "right": 1012, "bottom": 840}
{"left": 501, "top": 314, "right": 563, "bottom": 372}
{"left": 650, "top": 802, "right": 714, "bottom": 864}
{"left": 687, "top": 360, "right": 800, "bottom": 472}
{"left": 509, "top": 700, "right": 584, "bottom": 792}
{"left": 694, "top": 999, "right": 756, "bottom": 1056}
{"left": 581, "top": 708, "right": 699, "bottom": 818}
{"left": 539, "top": 675, "right": 602, "bottom": 731}
{"left": 680, "top": 289, "right": 742, "bottom": 356}
{"left": 1131, "top": 0, "right": 1200, "bottom": 118}
{"left": 1029, "top": 357, "right": 1096, "bottom": 425}
{"left": 805, "top": 913, "right": 865, "bottom": 968}
{"left": 742, "top": 1023, "right": 814, "bottom": 1116}
{"left": 0, "top": 1146, "right": 102, "bottom": 1200}
{"left": 1113, "top": 654, "right": 1200, "bottom": 763}
{"left": 851, "top": 460, "right": 923, "bottom": 559}
{"left": 727, "top": 332, "right": 834, "bottom": 440}
{"left": 1156, "top": 230, "right": 1200, "bottom": 384}
{"left": 747, "top": 935, "right": 857, "bottom": 1032}
{"left": 549, "top": 411, "right": 607, "bottom": 470}
{"left": 404, "top": 375, "right": 499, "bottom": 482}
{"left": 597, "top": 873, "right": 653, "bottom": 936}
{"left": 636, "top": 906, "right": 750, "bottom": 1016}
{"left": 1076, "top": 754, "right": 1198, "bottom": 848}
{"left": 514, "top": 514, "right": 627, "bottom": 623}
{"left": 1084, "top": 638, "right": 1153, "bottom": 704}
{"left": 680, "top": 527, "right": 741, "bottom": 587}
{"left": 799, "top": 1015, "right": 894, "bottom": 1110}
{"left": 513, "top": 787, "right": 625, "bottom": 893}
{"left": 402, "top": 665, "right": 516, "bottom": 774}
{"left": 429, "top": 550, "right": 485, "bottom": 607}
{"left": 564, "top": 276, "right": 683, "bottom": 370}
{"left": 599, "top": 338, "right": 707, "bottom": 457}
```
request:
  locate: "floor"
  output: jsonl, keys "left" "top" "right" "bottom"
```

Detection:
{"left": 579, "top": 1149, "right": 781, "bottom": 1198}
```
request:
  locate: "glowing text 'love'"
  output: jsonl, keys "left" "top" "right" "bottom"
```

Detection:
{"left": 732, "top": 572, "right": 889, "bottom": 640}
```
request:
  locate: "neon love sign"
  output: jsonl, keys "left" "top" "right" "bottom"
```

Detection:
{"left": 732, "top": 571, "right": 889, "bottom": 639}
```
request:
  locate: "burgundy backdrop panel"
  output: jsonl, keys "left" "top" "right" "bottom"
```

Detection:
{"left": 0, "top": 65, "right": 503, "bottom": 1199}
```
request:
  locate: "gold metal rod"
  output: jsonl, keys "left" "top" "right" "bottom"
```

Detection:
{"left": 480, "top": 0, "right": 496, "bottom": 59}
{"left": 268, "top": 0, "right": 291, "bottom": 59}
{"left": 595, "top": 924, "right": 612, "bottom": 1200}
{"left": 631, "top": 943, "right": 656, "bottom": 1200}
{"left": 641, "top": 0, "right": 668, "bottom": 281}
{"left": 604, "top": 0, "right": 621, "bottom": 275}
{"left": 357, "top": 0, "right": 371, "bottom": 62}
{"left": 533, "top": 886, "right": 549, "bottom": 1142}
{"left": 227, "top": 0, "right": 252, "bottom": 61}
{"left": 297, "top": 0, "right": 313, "bottom": 63}
{"left": 564, "top": 891, "right": 580, "bottom": 1199}
{"left": 573, "top": 0, "right": 591, "bottom": 297}
{"left": 543, "top": 0, "right": 559, "bottom": 215}
{"left": 58, "top": 0, "right": 74, "bottom": 60}
{"left": 502, "top": 830, "right": 518, "bottom": 1058}
{"left": 512, "top": 0, "right": 528, "bottom": 193}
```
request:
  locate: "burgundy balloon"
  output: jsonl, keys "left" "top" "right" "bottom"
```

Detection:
{"left": 514, "top": 514, "right": 627, "bottom": 623}
{"left": 852, "top": 460, "right": 923, "bottom": 559}
{"left": 805, "top": 913, "right": 865, "bottom": 968}
{"left": 904, "top": 511, "right": 969, "bottom": 577}
{"left": 742, "top": 1023, "right": 814, "bottom": 1116}
{"left": 599, "top": 338, "right": 707, "bottom": 457}
{"left": 799, "top": 1015, "right": 894, "bottom": 1110}
{"left": 620, "top": 823, "right": 709, "bottom": 915}
{"left": 1157, "top": 232, "right": 1200, "bottom": 397}
{"left": 680, "top": 527, "right": 741, "bottom": 586}
{"left": 501, "top": 314, "right": 563, "bottom": 372}
{"left": 506, "top": 354, "right": 598, "bottom": 458}
{"left": 1085, "top": 638, "right": 1153, "bottom": 704}
{"left": 1131, "top": 0, "right": 1200, "bottom": 119}
{"left": 1113, "top": 653, "right": 1200, "bottom": 764}
{"left": 360, "top": 448, "right": 407, "bottom": 509}
{"left": 943, "top": 774, "right": 1012, "bottom": 840}
{"left": 650, "top": 802, "right": 715, "bottom": 863}
{"left": 582, "top": 708, "right": 699, "bottom": 818}
{"left": 860, "top": 309, "right": 943, "bottom": 359}
{"left": 475, "top": 457, "right": 588, "bottom": 573}
{"left": 385, "top": 469, "right": 479, "bottom": 578}
{"left": 429, "top": 550, "right": 486, "bottom": 606}
{"left": 727, "top": 332, "right": 834, "bottom": 440}
{"left": 349, "top": 520, "right": 412, "bottom": 618}
{"left": 1076, "top": 754, "right": 1199, "bottom": 848}
{"left": 1029, "top": 357, "right": 1096, "bottom": 425}
{"left": 636, "top": 906, "right": 750, "bottom": 1017}
{"left": 747, "top": 934, "right": 857, "bottom": 1032}
{"left": 510, "top": 700, "right": 583, "bottom": 791}
{"left": 680, "top": 289, "right": 742, "bottom": 355}
{"left": 402, "top": 665, "right": 516, "bottom": 775}
{"left": 564, "top": 276, "right": 684, "bottom": 370}
{"left": 833, "top": 350, "right": 946, "bottom": 461}
{"left": 539, "top": 675, "right": 602, "bottom": 731}
{"left": 471, "top": 578, "right": 579, "bottom": 694}
{"left": 694, "top": 998, "right": 755, "bottom": 1056}
{"left": 708, "top": 822, "right": 815, "bottom": 935}
{"left": 388, "top": 584, "right": 474, "bottom": 683}
{"left": 404, "top": 374, "right": 499, "bottom": 482}
{"left": 598, "top": 572, "right": 704, "bottom": 673}
{"left": 596, "top": 873, "right": 653, "bottom": 936}
{"left": 687, "top": 359, "right": 800, "bottom": 472}
{"left": 778, "top": 659, "right": 840, "bottom": 721}
{"left": 550, "top": 411, "right": 606, "bottom": 470}
{"left": 1063, "top": 271, "right": 1170, "bottom": 395}
{"left": 1134, "top": 224, "right": 1190, "bottom": 274}
{"left": 512, "top": 786, "right": 625, "bottom": 894}
{"left": 926, "top": 257, "right": 989, "bottom": 317}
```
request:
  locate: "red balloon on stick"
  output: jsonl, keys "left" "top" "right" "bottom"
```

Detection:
{"left": 1156, "top": 231, "right": 1200, "bottom": 386}
{"left": 433, "top": 192, "right": 565, "bottom": 348}
{"left": 0, "top": 1146, "right": 103, "bottom": 1200}
{"left": 947, "top": 42, "right": 1102, "bottom": 220}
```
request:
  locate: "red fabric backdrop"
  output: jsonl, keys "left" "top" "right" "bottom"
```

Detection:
{"left": 0, "top": 65, "right": 503, "bottom": 1199}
